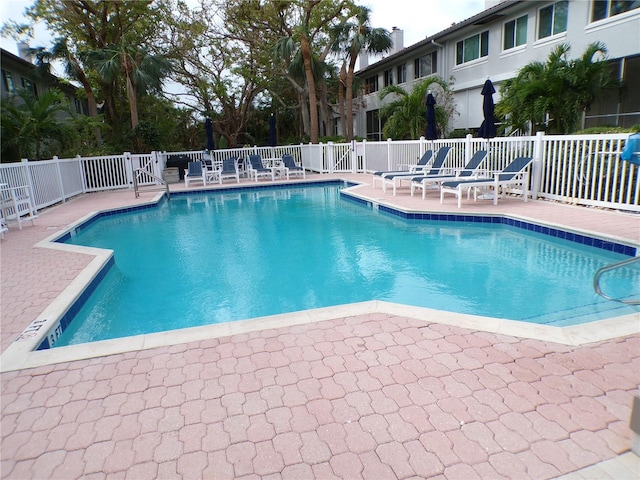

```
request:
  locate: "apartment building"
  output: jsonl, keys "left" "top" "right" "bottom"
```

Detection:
{"left": 355, "top": 0, "right": 640, "bottom": 139}
{"left": 1, "top": 44, "right": 88, "bottom": 116}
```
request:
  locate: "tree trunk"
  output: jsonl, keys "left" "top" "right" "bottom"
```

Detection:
{"left": 299, "top": 90, "right": 310, "bottom": 139}
{"left": 300, "top": 36, "right": 318, "bottom": 143}
{"left": 71, "top": 53, "right": 102, "bottom": 145}
{"left": 318, "top": 80, "right": 332, "bottom": 138}
{"left": 345, "top": 55, "right": 358, "bottom": 141}
{"left": 338, "top": 63, "right": 347, "bottom": 137}
{"left": 126, "top": 75, "right": 139, "bottom": 128}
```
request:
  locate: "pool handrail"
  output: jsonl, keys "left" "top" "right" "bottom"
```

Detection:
{"left": 593, "top": 256, "right": 640, "bottom": 305}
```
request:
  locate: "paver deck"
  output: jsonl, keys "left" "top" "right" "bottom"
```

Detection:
{"left": 1, "top": 173, "right": 639, "bottom": 479}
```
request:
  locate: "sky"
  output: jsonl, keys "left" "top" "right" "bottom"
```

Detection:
{"left": 1, "top": 0, "right": 487, "bottom": 62}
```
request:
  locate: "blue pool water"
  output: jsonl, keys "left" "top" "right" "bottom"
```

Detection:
{"left": 54, "top": 183, "right": 639, "bottom": 347}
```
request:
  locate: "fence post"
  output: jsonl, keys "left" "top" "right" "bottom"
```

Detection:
{"left": 53, "top": 156, "right": 66, "bottom": 203}
{"left": 77, "top": 155, "right": 88, "bottom": 193}
{"left": 20, "top": 158, "right": 37, "bottom": 206}
{"left": 419, "top": 136, "right": 426, "bottom": 155}
{"left": 465, "top": 134, "right": 473, "bottom": 164}
{"left": 325, "top": 143, "right": 334, "bottom": 174}
{"left": 356, "top": 140, "right": 365, "bottom": 173}
{"left": 124, "top": 152, "right": 134, "bottom": 189}
{"left": 531, "top": 131, "right": 545, "bottom": 199}
{"left": 151, "top": 151, "right": 163, "bottom": 178}
{"left": 387, "top": 138, "right": 393, "bottom": 170}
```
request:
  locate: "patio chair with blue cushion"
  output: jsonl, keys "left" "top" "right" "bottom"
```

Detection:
{"left": 440, "top": 156, "right": 534, "bottom": 208}
{"left": 247, "top": 154, "right": 275, "bottom": 182}
{"left": 410, "top": 149, "right": 488, "bottom": 199}
{"left": 216, "top": 157, "right": 240, "bottom": 184}
{"left": 184, "top": 161, "right": 207, "bottom": 187}
{"left": 381, "top": 147, "right": 452, "bottom": 195}
{"left": 372, "top": 149, "right": 433, "bottom": 189}
{"left": 281, "top": 155, "right": 306, "bottom": 179}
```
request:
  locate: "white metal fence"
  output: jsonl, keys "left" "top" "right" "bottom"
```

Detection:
{"left": 0, "top": 133, "right": 637, "bottom": 212}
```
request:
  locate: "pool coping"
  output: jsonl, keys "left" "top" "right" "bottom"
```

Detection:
{"left": 1, "top": 180, "right": 638, "bottom": 372}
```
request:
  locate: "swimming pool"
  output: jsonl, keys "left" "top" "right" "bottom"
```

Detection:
{"left": 48, "top": 183, "right": 639, "bottom": 348}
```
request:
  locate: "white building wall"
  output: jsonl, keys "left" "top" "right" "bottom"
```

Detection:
{"left": 356, "top": 0, "right": 640, "bottom": 136}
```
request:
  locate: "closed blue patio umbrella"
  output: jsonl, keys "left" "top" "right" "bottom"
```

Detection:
{"left": 478, "top": 78, "right": 497, "bottom": 139}
{"left": 425, "top": 92, "right": 438, "bottom": 140}
{"left": 205, "top": 118, "right": 215, "bottom": 150}
{"left": 268, "top": 113, "right": 277, "bottom": 147}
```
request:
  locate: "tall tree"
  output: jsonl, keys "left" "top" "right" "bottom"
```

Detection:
{"left": 162, "top": 0, "right": 268, "bottom": 147}
{"left": 31, "top": 38, "right": 103, "bottom": 144}
{"left": 85, "top": 41, "right": 173, "bottom": 128}
{"left": 22, "top": 0, "right": 166, "bottom": 131}
{"left": 269, "top": 0, "right": 349, "bottom": 143}
{"left": 330, "top": 5, "right": 392, "bottom": 140}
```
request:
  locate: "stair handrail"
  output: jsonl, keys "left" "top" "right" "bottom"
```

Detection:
{"left": 593, "top": 256, "right": 640, "bottom": 305}
{"left": 133, "top": 168, "right": 170, "bottom": 199}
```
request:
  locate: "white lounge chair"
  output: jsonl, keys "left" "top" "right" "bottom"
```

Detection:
{"left": 184, "top": 161, "right": 207, "bottom": 187}
{"left": 0, "top": 214, "right": 7, "bottom": 239}
{"left": 0, "top": 185, "right": 37, "bottom": 230}
{"left": 381, "top": 147, "right": 452, "bottom": 195}
{"left": 372, "top": 150, "right": 433, "bottom": 189}
{"left": 281, "top": 155, "right": 306, "bottom": 179}
{"left": 410, "top": 149, "right": 488, "bottom": 199}
{"left": 440, "top": 156, "right": 534, "bottom": 208}
{"left": 215, "top": 157, "right": 240, "bottom": 184}
{"left": 247, "top": 154, "right": 275, "bottom": 182}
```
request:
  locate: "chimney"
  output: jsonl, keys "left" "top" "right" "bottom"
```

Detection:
{"left": 358, "top": 49, "right": 368, "bottom": 70}
{"left": 17, "top": 41, "right": 33, "bottom": 63}
{"left": 391, "top": 27, "right": 404, "bottom": 53}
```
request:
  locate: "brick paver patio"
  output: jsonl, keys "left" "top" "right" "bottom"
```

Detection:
{"left": 1, "top": 174, "right": 639, "bottom": 479}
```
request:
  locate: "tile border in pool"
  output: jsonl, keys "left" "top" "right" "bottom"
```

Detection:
{"left": 340, "top": 191, "right": 638, "bottom": 256}
{"left": 1, "top": 179, "right": 638, "bottom": 372}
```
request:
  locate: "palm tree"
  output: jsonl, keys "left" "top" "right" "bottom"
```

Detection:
{"left": 32, "top": 38, "right": 103, "bottom": 144}
{"left": 379, "top": 77, "right": 451, "bottom": 140}
{"left": 497, "top": 42, "right": 617, "bottom": 134}
{"left": 272, "top": 0, "right": 345, "bottom": 143}
{"left": 1, "top": 88, "right": 72, "bottom": 160}
{"left": 330, "top": 6, "right": 392, "bottom": 140}
{"left": 86, "top": 42, "right": 173, "bottom": 129}
{"left": 272, "top": 36, "right": 314, "bottom": 141}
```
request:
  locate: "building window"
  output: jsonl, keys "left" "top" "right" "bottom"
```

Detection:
{"left": 21, "top": 78, "right": 37, "bottom": 97}
{"left": 538, "top": 1, "right": 568, "bottom": 40}
{"left": 504, "top": 15, "right": 528, "bottom": 50}
{"left": 591, "top": 0, "right": 640, "bottom": 22}
{"left": 366, "top": 109, "right": 382, "bottom": 141}
{"left": 2, "top": 70, "right": 15, "bottom": 93}
{"left": 396, "top": 63, "right": 406, "bottom": 84}
{"left": 414, "top": 51, "right": 437, "bottom": 78}
{"left": 456, "top": 31, "right": 489, "bottom": 65}
{"left": 365, "top": 75, "right": 378, "bottom": 94}
{"left": 384, "top": 68, "right": 394, "bottom": 87}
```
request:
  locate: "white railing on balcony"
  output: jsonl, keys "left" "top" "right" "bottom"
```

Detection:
{"left": 0, "top": 132, "right": 637, "bottom": 213}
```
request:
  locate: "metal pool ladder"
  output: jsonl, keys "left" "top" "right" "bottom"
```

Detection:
{"left": 133, "top": 168, "right": 170, "bottom": 199}
{"left": 593, "top": 256, "right": 640, "bottom": 305}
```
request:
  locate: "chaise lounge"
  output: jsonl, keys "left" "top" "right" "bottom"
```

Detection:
{"left": 382, "top": 147, "right": 453, "bottom": 195}
{"left": 247, "top": 154, "right": 275, "bottom": 182}
{"left": 213, "top": 157, "right": 240, "bottom": 184}
{"left": 439, "top": 156, "right": 534, "bottom": 208}
{"left": 184, "top": 161, "right": 207, "bottom": 187}
{"left": 281, "top": 155, "right": 306, "bottom": 179}
{"left": 410, "top": 149, "right": 488, "bottom": 199}
{"left": 372, "top": 150, "right": 433, "bottom": 189}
